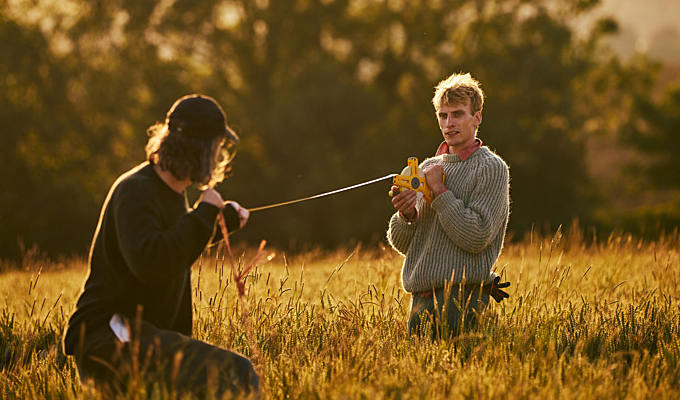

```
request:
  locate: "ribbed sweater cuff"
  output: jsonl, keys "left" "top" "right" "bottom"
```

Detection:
{"left": 387, "top": 212, "right": 417, "bottom": 253}
{"left": 394, "top": 212, "right": 417, "bottom": 229}
{"left": 431, "top": 189, "right": 458, "bottom": 213}
{"left": 221, "top": 202, "right": 242, "bottom": 232}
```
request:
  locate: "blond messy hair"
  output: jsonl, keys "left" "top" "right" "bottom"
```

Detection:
{"left": 432, "top": 72, "right": 484, "bottom": 113}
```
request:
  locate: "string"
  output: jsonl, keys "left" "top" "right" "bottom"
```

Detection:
{"left": 247, "top": 173, "right": 397, "bottom": 213}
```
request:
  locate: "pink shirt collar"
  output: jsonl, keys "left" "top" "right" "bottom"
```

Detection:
{"left": 435, "top": 138, "right": 482, "bottom": 160}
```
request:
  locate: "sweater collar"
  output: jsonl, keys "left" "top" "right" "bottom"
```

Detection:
{"left": 145, "top": 161, "right": 185, "bottom": 199}
{"left": 435, "top": 138, "right": 482, "bottom": 160}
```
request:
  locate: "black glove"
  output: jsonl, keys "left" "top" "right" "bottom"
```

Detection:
{"left": 488, "top": 276, "right": 510, "bottom": 303}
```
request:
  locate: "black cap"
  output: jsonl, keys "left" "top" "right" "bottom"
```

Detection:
{"left": 166, "top": 94, "right": 239, "bottom": 142}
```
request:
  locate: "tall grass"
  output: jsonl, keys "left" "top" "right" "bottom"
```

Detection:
{"left": 1, "top": 228, "right": 679, "bottom": 399}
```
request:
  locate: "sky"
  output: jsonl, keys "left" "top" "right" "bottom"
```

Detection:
{"left": 597, "top": 0, "right": 680, "bottom": 50}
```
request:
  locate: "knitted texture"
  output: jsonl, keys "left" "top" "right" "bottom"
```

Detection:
{"left": 387, "top": 146, "right": 510, "bottom": 293}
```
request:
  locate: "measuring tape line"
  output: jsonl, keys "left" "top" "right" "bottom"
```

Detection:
{"left": 247, "top": 174, "right": 397, "bottom": 213}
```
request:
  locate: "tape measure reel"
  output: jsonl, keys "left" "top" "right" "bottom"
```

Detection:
{"left": 391, "top": 157, "right": 432, "bottom": 202}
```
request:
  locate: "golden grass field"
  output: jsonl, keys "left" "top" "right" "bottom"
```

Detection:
{"left": 1, "top": 227, "right": 679, "bottom": 399}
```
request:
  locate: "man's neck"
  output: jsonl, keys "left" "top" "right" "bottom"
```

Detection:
{"left": 448, "top": 138, "right": 478, "bottom": 155}
{"left": 153, "top": 164, "right": 191, "bottom": 194}
{"left": 436, "top": 138, "right": 482, "bottom": 160}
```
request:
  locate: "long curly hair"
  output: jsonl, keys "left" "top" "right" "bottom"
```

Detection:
{"left": 145, "top": 122, "right": 238, "bottom": 189}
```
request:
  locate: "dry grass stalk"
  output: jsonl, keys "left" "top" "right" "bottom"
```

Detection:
{"left": 216, "top": 212, "right": 274, "bottom": 370}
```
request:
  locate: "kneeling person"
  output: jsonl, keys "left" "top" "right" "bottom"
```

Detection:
{"left": 63, "top": 94, "right": 257, "bottom": 397}
{"left": 387, "top": 72, "right": 510, "bottom": 338}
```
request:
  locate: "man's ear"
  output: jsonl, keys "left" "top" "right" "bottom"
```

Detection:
{"left": 474, "top": 111, "right": 482, "bottom": 127}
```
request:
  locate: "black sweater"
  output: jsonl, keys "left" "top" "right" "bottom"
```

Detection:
{"left": 63, "top": 162, "right": 240, "bottom": 355}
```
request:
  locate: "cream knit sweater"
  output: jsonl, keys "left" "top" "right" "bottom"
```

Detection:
{"left": 387, "top": 146, "right": 510, "bottom": 293}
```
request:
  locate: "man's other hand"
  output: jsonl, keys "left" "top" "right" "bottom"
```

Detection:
{"left": 423, "top": 165, "right": 448, "bottom": 197}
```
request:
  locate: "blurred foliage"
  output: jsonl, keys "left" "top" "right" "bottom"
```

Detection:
{"left": 0, "top": 0, "right": 676, "bottom": 258}
{"left": 625, "top": 80, "right": 680, "bottom": 189}
{"left": 613, "top": 74, "right": 680, "bottom": 237}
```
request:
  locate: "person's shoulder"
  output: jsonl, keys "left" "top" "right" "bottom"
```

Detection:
{"left": 475, "top": 147, "right": 508, "bottom": 170}
{"left": 469, "top": 147, "right": 509, "bottom": 182}
{"left": 111, "top": 162, "right": 155, "bottom": 195}
{"left": 421, "top": 155, "right": 443, "bottom": 167}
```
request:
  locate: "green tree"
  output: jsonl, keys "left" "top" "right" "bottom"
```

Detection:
{"left": 0, "top": 1, "right": 190, "bottom": 258}
{"left": 0, "top": 0, "right": 665, "bottom": 258}
{"left": 612, "top": 76, "right": 680, "bottom": 234}
{"left": 0, "top": 11, "right": 94, "bottom": 258}
{"left": 630, "top": 81, "right": 680, "bottom": 189}
{"left": 146, "top": 0, "right": 636, "bottom": 244}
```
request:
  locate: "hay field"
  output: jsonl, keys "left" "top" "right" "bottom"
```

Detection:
{"left": 1, "top": 229, "right": 679, "bottom": 399}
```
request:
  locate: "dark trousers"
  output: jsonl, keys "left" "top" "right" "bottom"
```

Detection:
{"left": 408, "top": 284, "right": 489, "bottom": 339}
{"left": 72, "top": 318, "right": 259, "bottom": 398}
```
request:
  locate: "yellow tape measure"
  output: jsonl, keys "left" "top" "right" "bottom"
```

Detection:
{"left": 389, "top": 157, "right": 444, "bottom": 203}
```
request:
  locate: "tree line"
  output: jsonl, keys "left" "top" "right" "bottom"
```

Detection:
{"left": 1, "top": 0, "right": 678, "bottom": 260}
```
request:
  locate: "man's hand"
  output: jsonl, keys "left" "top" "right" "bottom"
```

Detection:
{"left": 227, "top": 201, "right": 250, "bottom": 229}
{"left": 199, "top": 188, "right": 225, "bottom": 209}
{"left": 423, "top": 165, "right": 448, "bottom": 197}
{"left": 488, "top": 276, "right": 510, "bottom": 303}
{"left": 390, "top": 186, "right": 418, "bottom": 222}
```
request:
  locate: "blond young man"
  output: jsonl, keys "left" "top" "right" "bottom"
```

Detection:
{"left": 387, "top": 73, "right": 510, "bottom": 338}
{"left": 63, "top": 95, "right": 258, "bottom": 397}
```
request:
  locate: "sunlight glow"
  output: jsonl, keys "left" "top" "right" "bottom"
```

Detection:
{"left": 215, "top": 2, "right": 244, "bottom": 31}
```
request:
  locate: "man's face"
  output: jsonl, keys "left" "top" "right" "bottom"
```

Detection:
{"left": 436, "top": 101, "right": 481, "bottom": 152}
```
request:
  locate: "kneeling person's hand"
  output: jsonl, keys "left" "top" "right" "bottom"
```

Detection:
{"left": 226, "top": 201, "right": 250, "bottom": 229}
